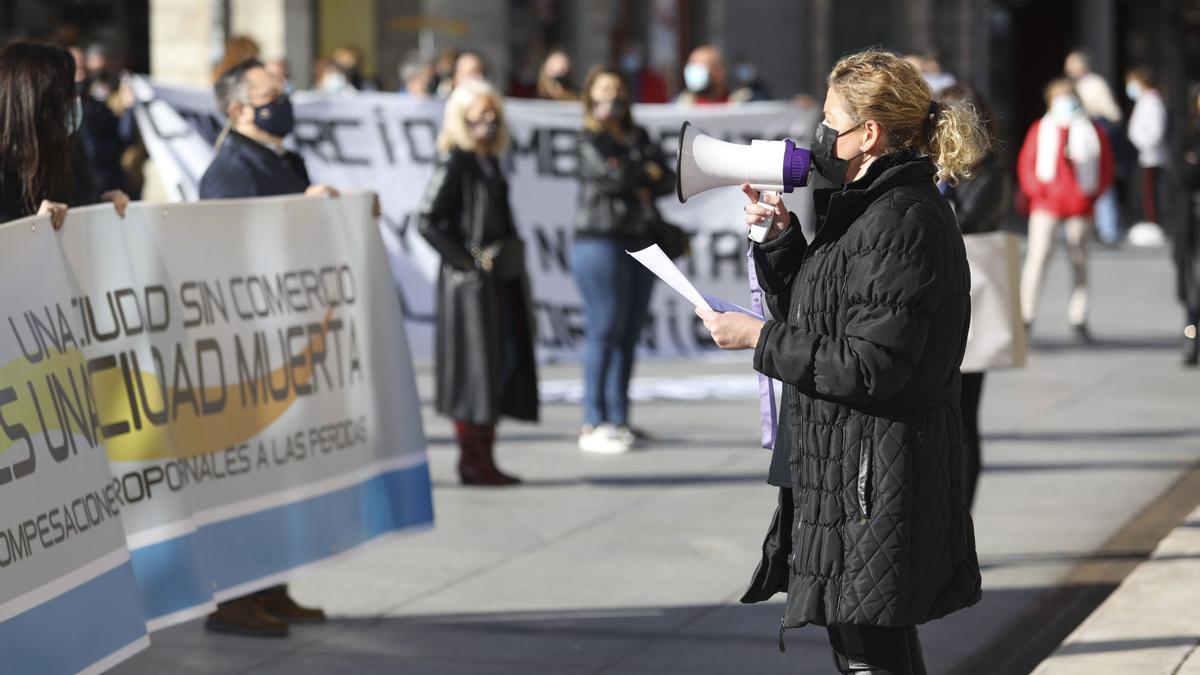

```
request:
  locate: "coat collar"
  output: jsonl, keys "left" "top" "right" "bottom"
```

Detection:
{"left": 221, "top": 129, "right": 289, "bottom": 161}
{"left": 811, "top": 150, "right": 937, "bottom": 247}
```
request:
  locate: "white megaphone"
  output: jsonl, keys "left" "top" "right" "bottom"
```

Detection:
{"left": 676, "top": 121, "right": 813, "bottom": 242}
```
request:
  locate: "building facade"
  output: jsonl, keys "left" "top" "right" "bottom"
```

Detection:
{"left": 2, "top": 0, "right": 1198, "bottom": 163}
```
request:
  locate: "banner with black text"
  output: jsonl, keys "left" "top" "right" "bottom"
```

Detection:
{"left": 0, "top": 193, "right": 432, "bottom": 673}
{"left": 135, "top": 82, "right": 818, "bottom": 362}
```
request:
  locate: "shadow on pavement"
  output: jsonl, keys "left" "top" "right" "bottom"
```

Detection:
{"left": 985, "top": 428, "right": 1200, "bottom": 443}
{"left": 980, "top": 550, "right": 1200, "bottom": 570}
{"left": 433, "top": 471, "right": 768, "bottom": 489}
{"left": 1052, "top": 636, "right": 1200, "bottom": 656}
{"left": 117, "top": 595, "right": 1074, "bottom": 675}
{"left": 983, "top": 460, "right": 1194, "bottom": 473}
{"left": 1028, "top": 335, "right": 1180, "bottom": 352}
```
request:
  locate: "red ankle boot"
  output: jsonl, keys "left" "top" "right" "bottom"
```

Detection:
{"left": 454, "top": 422, "right": 520, "bottom": 486}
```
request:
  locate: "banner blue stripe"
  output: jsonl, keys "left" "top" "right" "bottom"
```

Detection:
{"left": 0, "top": 561, "right": 147, "bottom": 675}
{"left": 128, "top": 531, "right": 215, "bottom": 621}
{"left": 130, "top": 460, "right": 433, "bottom": 622}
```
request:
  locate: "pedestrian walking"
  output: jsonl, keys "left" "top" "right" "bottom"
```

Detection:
{"left": 418, "top": 79, "right": 539, "bottom": 485}
{"left": 696, "top": 48, "right": 987, "bottom": 673}
{"left": 573, "top": 64, "right": 674, "bottom": 455}
{"left": 1017, "top": 78, "right": 1114, "bottom": 342}
{"left": 939, "top": 83, "right": 1012, "bottom": 510}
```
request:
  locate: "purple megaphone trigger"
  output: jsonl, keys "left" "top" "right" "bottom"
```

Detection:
{"left": 783, "top": 139, "right": 813, "bottom": 192}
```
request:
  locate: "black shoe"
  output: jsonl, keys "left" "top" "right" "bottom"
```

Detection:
{"left": 1185, "top": 325, "right": 1198, "bottom": 367}
{"left": 1071, "top": 323, "right": 1092, "bottom": 344}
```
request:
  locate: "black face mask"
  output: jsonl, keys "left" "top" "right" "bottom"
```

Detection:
{"left": 469, "top": 119, "right": 499, "bottom": 142}
{"left": 253, "top": 95, "right": 295, "bottom": 138}
{"left": 811, "top": 121, "right": 864, "bottom": 185}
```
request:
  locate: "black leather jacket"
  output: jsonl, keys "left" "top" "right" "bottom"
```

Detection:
{"left": 574, "top": 125, "right": 675, "bottom": 239}
{"left": 944, "top": 153, "right": 1011, "bottom": 235}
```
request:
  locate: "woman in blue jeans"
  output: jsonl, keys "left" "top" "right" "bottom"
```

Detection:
{"left": 573, "top": 64, "right": 674, "bottom": 454}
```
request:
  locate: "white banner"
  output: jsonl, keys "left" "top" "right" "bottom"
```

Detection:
{"left": 0, "top": 193, "right": 432, "bottom": 673}
{"left": 135, "top": 82, "right": 818, "bottom": 362}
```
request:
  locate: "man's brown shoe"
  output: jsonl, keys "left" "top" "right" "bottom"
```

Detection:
{"left": 255, "top": 585, "right": 326, "bottom": 623}
{"left": 205, "top": 596, "right": 289, "bottom": 637}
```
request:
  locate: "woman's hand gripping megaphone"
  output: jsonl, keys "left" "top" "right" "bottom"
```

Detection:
{"left": 741, "top": 184, "right": 790, "bottom": 243}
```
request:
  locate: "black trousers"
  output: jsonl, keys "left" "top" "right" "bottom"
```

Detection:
{"left": 827, "top": 624, "right": 927, "bottom": 674}
{"left": 959, "top": 372, "right": 985, "bottom": 510}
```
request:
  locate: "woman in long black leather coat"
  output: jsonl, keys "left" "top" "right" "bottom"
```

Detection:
{"left": 418, "top": 79, "right": 539, "bottom": 486}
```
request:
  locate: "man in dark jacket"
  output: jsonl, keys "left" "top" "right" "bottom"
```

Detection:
{"left": 199, "top": 58, "right": 336, "bottom": 200}
{"left": 198, "top": 57, "right": 335, "bottom": 638}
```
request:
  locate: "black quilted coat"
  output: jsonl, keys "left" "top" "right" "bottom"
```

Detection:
{"left": 741, "top": 150, "right": 982, "bottom": 629}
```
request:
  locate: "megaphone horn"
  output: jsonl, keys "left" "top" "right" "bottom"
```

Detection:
{"left": 675, "top": 121, "right": 812, "bottom": 204}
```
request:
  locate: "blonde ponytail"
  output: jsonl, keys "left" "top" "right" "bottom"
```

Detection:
{"left": 928, "top": 98, "right": 989, "bottom": 184}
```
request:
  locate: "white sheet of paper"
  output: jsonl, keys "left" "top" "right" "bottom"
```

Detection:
{"left": 627, "top": 245, "right": 710, "bottom": 310}
{"left": 627, "top": 245, "right": 763, "bottom": 320}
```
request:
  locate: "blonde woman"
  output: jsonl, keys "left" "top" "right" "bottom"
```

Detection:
{"left": 697, "top": 49, "right": 987, "bottom": 673}
{"left": 418, "top": 79, "right": 538, "bottom": 486}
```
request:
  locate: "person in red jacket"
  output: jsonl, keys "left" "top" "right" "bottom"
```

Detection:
{"left": 1018, "top": 78, "right": 1114, "bottom": 342}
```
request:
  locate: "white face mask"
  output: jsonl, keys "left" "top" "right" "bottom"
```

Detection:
{"left": 683, "top": 63, "right": 710, "bottom": 93}
{"left": 1126, "top": 81, "right": 1143, "bottom": 101}
{"left": 1051, "top": 95, "right": 1082, "bottom": 119}
{"left": 321, "top": 71, "right": 348, "bottom": 94}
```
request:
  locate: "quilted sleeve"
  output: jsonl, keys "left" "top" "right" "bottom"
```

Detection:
{"left": 753, "top": 204, "right": 947, "bottom": 403}
{"left": 750, "top": 213, "right": 806, "bottom": 320}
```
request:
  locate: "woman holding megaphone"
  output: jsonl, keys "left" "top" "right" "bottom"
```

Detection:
{"left": 697, "top": 49, "right": 987, "bottom": 673}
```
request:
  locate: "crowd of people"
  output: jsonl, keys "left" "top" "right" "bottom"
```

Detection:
{"left": 4, "top": 28, "right": 1200, "bottom": 673}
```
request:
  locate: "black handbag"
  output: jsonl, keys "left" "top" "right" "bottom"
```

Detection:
{"left": 652, "top": 219, "right": 690, "bottom": 259}
{"left": 471, "top": 236, "right": 526, "bottom": 282}
{"left": 641, "top": 189, "right": 689, "bottom": 259}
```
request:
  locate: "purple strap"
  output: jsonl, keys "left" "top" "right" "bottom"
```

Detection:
{"left": 747, "top": 247, "right": 777, "bottom": 450}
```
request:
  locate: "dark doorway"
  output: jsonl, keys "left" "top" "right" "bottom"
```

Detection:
{"left": 991, "top": 0, "right": 1076, "bottom": 154}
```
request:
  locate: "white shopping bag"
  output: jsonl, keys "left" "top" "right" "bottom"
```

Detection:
{"left": 961, "top": 232, "right": 1028, "bottom": 371}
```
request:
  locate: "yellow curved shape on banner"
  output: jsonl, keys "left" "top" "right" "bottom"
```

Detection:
{"left": 0, "top": 311, "right": 334, "bottom": 464}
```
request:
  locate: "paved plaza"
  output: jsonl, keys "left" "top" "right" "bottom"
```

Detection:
{"left": 114, "top": 245, "right": 1200, "bottom": 674}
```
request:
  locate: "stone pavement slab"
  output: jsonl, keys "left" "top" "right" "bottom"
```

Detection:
{"left": 1032, "top": 505, "right": 1200, "bottom": 674}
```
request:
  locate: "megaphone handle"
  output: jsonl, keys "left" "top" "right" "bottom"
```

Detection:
{"left": 748, "top": 191, "right": 780, "bottom": 244}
